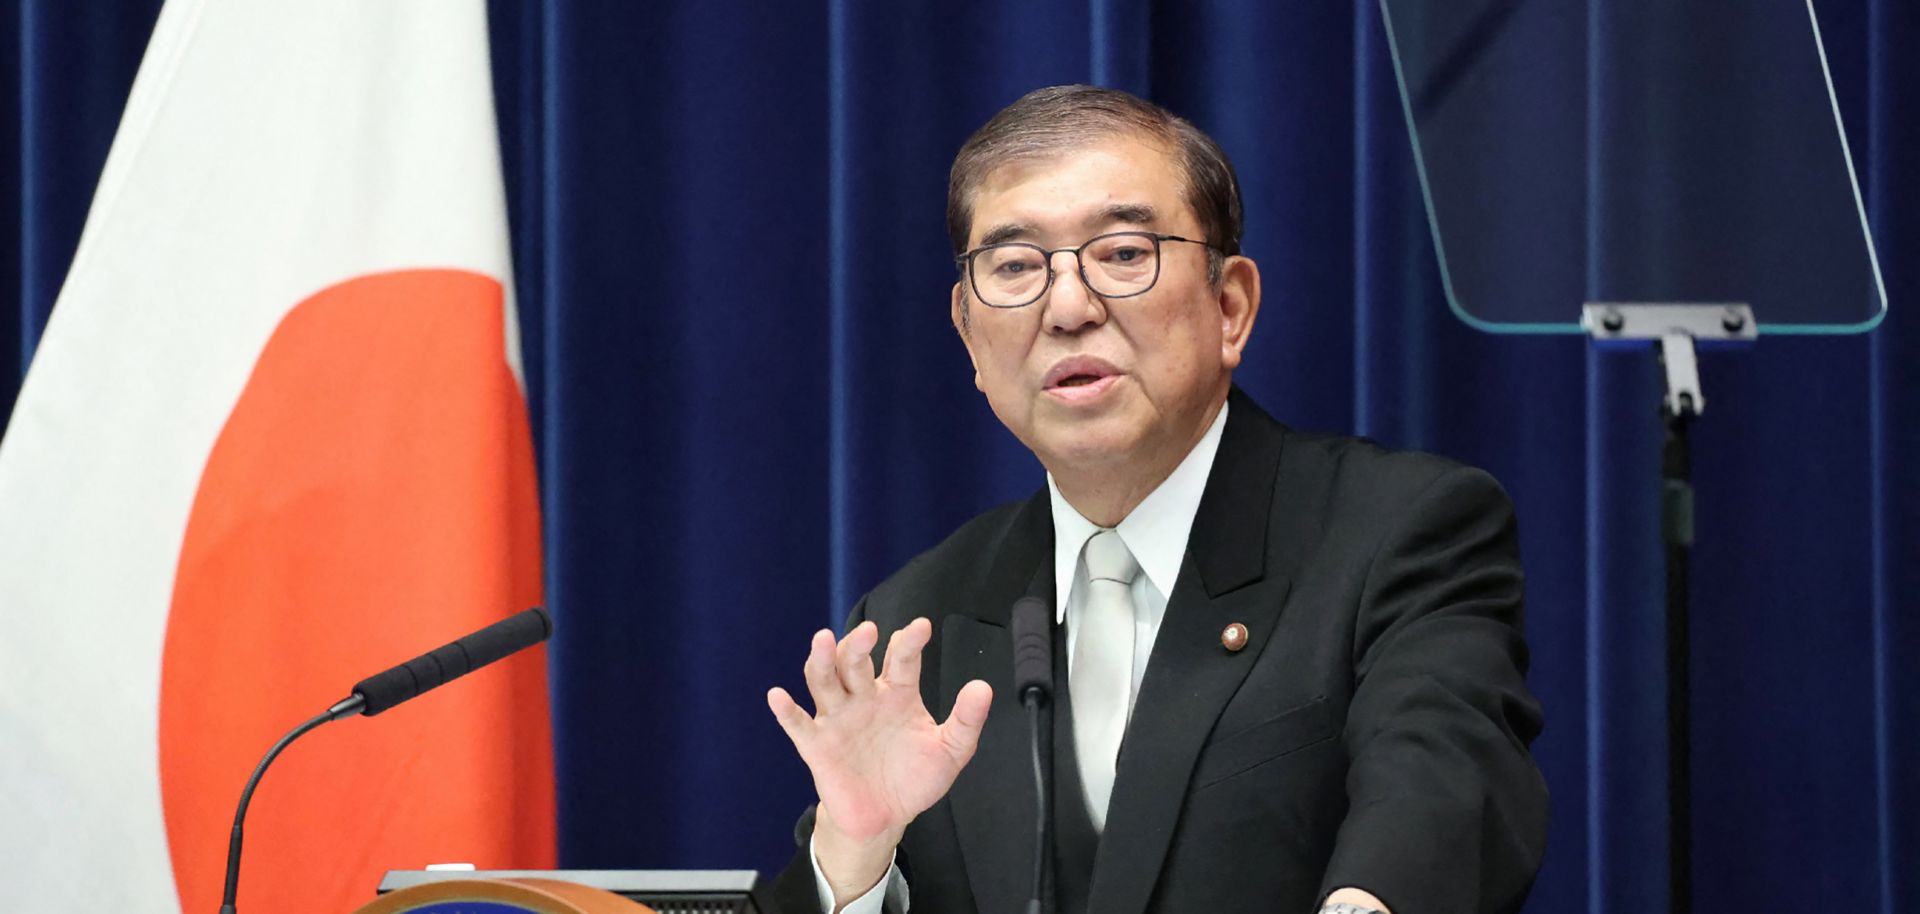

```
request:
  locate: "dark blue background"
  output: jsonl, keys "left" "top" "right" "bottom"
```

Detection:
{"left": 4, "top": 2, "right": 1914, "bottom": 911}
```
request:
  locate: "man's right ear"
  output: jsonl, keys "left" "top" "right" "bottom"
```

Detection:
{"left": 950, "top": 283, "right": 984, "bottom": 391}
{"left": 948, "top": 282, "right": 975, "bottom": 339}
{"left": 950, "top": 282, "right": 971, "bottom": 339}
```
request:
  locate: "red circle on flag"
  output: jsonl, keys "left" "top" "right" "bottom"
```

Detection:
{"left": 158, "top": 269, "right": 554, "bottom": 913}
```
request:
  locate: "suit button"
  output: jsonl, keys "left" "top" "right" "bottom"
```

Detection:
{"left": 1221, "top": 622, "right": 1248, "bottom": 652}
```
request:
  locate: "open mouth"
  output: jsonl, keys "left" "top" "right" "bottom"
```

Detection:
{"left": 1043, "top": 357, "right": 1123, "bottom": 400}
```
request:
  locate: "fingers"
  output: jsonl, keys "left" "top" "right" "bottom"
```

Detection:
{"left": 805, "top": 621, "right": 884, "bottom": 715}
{"left": 803, "top": 627, "right": 848, "bottom": 713}
{"left": 836, "top": 620, "right": 881, "bottom": 698}
{"left": 938, "top": 679, "right": 994, "bottom": 764}
{"left": 766, "top": 686, "right": 813, "bottom": 751}
{"left": 879, "top": 617, "right": 932, "bottom": 688}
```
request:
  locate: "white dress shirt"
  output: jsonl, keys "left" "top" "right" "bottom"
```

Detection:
{"left": 813, "top": 402, "right": 1231, "bottom": 914}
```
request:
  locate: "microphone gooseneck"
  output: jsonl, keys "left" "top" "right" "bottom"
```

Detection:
{"left": 217, "top": 607, "right": 553, "bottom": 913}
{"left": 217, "top": 696, "right": 363, "bottom": 914}
{"left": 1010, "top": 596, "right": 1053, "bottom": 914}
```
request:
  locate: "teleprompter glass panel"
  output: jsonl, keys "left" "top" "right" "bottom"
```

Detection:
{"left": 1377, "top": 0, "right": 1886, "bottom": 335}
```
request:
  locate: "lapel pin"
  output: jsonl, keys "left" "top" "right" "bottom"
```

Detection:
{"left": 1221, "top": 622, "right": 1248, "bottom": 653}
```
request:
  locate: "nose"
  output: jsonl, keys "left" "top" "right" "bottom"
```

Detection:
{"left": 1041, "top": 249, "right": 1107, "bottom": 334}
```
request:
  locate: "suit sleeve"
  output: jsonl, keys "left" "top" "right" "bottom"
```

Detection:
{"left": 1319, "top": 467, "right": 1549, "bottom": 914}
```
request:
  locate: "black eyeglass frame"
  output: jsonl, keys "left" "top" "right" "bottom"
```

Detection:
{"left": 954, "top": 231, "right": 1222, "bottom": 309}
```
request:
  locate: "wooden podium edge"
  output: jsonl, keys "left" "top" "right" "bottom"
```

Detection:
{"left": 351, "top": 877, "right": 657, "bottom": 914}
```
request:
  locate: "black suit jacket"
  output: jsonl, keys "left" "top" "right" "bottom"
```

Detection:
{"left": 774, "top": 389, "right": 1548, "bottom": 914}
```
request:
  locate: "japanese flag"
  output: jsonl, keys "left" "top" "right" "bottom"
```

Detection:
{"left": 0, "top": 1, "right": 555, "bottom": 911}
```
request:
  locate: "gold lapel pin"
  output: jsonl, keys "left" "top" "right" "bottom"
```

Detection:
{"left": 1221, "top": 622, "right": 1248, "bottom": 652}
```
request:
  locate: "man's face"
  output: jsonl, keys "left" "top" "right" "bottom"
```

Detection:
{"left": 952, "top": 133, "right": 1258, "bottom": 480}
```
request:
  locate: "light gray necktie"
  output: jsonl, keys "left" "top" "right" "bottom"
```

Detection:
{"left": 1073, "top": 528, "right": 1139, "bottom": 833}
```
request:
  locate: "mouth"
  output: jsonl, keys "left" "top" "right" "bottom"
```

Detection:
{"left": 1042, "top": 356, "right": 1123, "bottom": 403}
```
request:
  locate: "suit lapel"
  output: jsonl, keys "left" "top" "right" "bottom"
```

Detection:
{"left": 1086, "top": 389, "right": 1294, "bottom": 914}
{"left": 942, "top": 491, "right": 1053, "bottom": 914}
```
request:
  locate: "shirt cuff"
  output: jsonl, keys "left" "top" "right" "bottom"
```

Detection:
{"left": 808, "top": 832, "right": 908, "bottom": 914}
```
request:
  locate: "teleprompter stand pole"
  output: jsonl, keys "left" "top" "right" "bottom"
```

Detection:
{"left": 1584, "top": 303, "right": 1753, "bottom": 914}
{"left": 1658, "top": 334, "right": 1697, "bottom": 914}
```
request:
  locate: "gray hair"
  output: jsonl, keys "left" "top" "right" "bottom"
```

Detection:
{"left": 947, "top": 85, "right": 1244, "bottom": 288}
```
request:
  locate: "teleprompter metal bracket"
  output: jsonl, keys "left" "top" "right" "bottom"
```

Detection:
{"left": 1581, "top": 303, "right": 1757, "bottom": 417}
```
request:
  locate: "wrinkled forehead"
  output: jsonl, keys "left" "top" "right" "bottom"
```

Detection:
{"left": 965, "top": 133, "right": 1195, "bottom": 246}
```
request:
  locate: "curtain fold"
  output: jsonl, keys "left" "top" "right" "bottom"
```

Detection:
{"left": 1866, "top": 2, "right": 1917, "bottom": 911}
{"left": 4, "top": 2, "right": 1914, "bottom": 909}
{"left": 4, "top": 0, "right": 166, "bottom": 405}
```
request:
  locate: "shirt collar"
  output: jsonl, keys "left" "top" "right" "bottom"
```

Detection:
{"left": 1047, "top": 399, "right": 1231, "bottom": 622}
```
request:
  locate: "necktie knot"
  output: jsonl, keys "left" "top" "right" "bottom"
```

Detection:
{"left": 1084, "top": 529, "right": 1139, "bottom": 586}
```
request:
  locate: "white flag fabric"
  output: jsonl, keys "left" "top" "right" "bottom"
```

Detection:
{"left": 0, "top": 2, "right": 554, "bottom": 911}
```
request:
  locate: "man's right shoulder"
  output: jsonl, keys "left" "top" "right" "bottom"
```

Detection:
{"left": 857, "top": 491, "right": 1044, "bottom": 627}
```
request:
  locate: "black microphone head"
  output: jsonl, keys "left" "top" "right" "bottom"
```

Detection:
{"left": 352, "top": 607, "right": 552, "bottom": 716}
{"left": 1010, "top": 595, "right": 1052, "bottom": 705}
{"left": 525, "top": 606, "right": 553, "bottom": 640}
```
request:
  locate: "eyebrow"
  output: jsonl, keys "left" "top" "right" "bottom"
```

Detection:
{"left": 978, "top": 222, "right": 1039, "bottom": 248}
{"left": 1091, "top": 203, "right": 1158, "bottom": 229}
{"left": 974, "top": 203, "right": 1161, "bottom": 249}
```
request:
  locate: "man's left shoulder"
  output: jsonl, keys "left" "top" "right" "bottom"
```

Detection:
{"left": 1274, "top": 424, "right": 1513, "bottom": 521}
{"left": 1229, "top": 389, "right": 1506, "bottom": 508}
{"left": 1304, "top": 430, "right": 1504, "bottom": 491}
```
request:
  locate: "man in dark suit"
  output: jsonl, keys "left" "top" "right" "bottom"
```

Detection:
{"left": 767, "top": 85, "right": 1547, "bottom": 914}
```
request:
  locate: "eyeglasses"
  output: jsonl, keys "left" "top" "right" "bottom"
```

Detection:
{"left": 955, "top": 231, "right": 1219, "bottom": 309}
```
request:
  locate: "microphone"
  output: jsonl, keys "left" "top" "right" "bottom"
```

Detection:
{"left": 216, "top": 607, "right": 553, "bottom": 914}
{"left": 1011, "top": 596, "right": 1052, "bottom": 707}
{"left": 350, "top": 606, "right": 553, "bottom": 715}
{"left": 1009, "top": 596, "right": 1053, "bottom": 914}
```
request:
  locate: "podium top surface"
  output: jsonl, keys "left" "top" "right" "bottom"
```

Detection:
{"left": 378, "top": 870, "right": 759, "bottom": 894}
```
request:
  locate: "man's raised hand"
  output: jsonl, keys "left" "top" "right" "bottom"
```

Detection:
{"left": 767, "top": 617, "right": 992, "bottom": 902}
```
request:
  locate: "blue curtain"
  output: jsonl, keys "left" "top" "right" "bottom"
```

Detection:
{"left": 6, "top": 2, "right": 1915, "bottom": 911}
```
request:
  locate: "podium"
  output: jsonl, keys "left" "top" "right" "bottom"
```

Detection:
{"left": 352, "top": 878, "right": 654, "bottom": 913}
{"left": 365, "top": 870, "right": 767, "bottom": 914}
